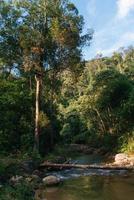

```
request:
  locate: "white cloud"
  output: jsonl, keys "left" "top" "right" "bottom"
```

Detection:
{"left": 83, "top": 0, "right": 134, "bottom": 59}
{"left": 99, "top": 32, "right": 134, "bottom": 55}
{"left": 117, "top": 0, "right": 134, "bottom": 19}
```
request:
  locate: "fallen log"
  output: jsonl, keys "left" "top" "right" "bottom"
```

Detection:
{"left": 39, "top": 162, "right": 134, "bottom": 171}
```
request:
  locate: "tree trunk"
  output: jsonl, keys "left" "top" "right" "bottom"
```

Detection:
{"left": 29, "top": 75, "right": 32, "bottom": 92}
{"left": 39, "top": 162, "right": 133, "bottom": 171}
{"left": 34, "top": 74, "right": 40, "bottom": 152}
{"left": 95, "top": 108, "right": 106, "bottom": 134}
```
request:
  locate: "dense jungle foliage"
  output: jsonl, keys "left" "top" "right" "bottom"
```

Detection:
{"left": 0, "top": 47, "right": 134, "bottom": 155}
{"left": 0, "top": 0, "right": 134, "bottom": 156}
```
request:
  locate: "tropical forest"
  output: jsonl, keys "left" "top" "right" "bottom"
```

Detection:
{"left": 0, "top": 0, "right": 134, "bottom": 200}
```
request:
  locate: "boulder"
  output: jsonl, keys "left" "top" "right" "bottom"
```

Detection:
{"left": 9, "top": 175, "right": 23, "bottom": 184}
{"left": 114, "top": 153, "right": 128, "bottom": 164}
{"left": 42, "top": 175, "right": 61, "bottom": 186}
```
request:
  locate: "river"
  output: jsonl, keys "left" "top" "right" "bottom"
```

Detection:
{"left": 37, "top": 154, "right": 134, "bottom": 200}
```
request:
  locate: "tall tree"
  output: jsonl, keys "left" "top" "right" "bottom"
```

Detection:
{"left": 0, "top": 0, "right": 92, "bottom": 152}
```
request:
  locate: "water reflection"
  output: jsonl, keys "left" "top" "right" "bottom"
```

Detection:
{"left": 43, "top": 175, "right": 134, "bottom": 200}
{"left": 36, "top": 155, "right": 134, "bottom": 200}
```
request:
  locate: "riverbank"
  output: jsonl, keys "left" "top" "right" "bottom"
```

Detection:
{"left": 0, "top": 146, "right": 134, "bottom": 200}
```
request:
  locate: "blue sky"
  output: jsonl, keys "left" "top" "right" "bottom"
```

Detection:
{"left": 72, "top": 0, "right": 134, "bottom": 60}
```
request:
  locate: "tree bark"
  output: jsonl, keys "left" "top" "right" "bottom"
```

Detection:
{"left": 34, "top": 74, "right": 40, "bottom": 152}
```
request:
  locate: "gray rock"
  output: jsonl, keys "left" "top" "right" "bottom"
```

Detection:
{"left": 9, "top": 175, "right": 23, "bottom": 184}
{"left": 42, "top": 175, "right": 61, "bottom": 186}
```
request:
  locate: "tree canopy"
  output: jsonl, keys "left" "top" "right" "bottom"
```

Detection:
{"left": 0, "top": 1, "right": 133, "bottom": 155}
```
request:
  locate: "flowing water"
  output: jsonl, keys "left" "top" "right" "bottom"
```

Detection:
{"left": 37, "top": 154, "right": 134, "bottom": 200}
